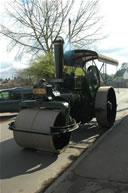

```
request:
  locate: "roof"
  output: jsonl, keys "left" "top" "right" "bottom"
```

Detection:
{"left": 64, "top": 50, "right": 118, "bottom": 67}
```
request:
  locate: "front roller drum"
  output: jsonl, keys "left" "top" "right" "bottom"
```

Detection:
{"left": 95, "top": 86, "right": 117, "bottom": 128}
{"left": 11, "top": 109, "right": 72, "bottom": 153}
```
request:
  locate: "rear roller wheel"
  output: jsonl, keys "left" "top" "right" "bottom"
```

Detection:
{"left": 95, "top": 86, "right": 117, "bottom": 128}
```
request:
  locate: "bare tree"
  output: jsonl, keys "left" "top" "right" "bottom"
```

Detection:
{"left": 0, "top": 0, "right": 103, "bottom": 58}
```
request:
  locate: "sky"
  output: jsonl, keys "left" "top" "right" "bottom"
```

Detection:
{"left": 0, "top": 0, "right": 128, "bottom": 78}
{"left": 98, "top": 0, "right": 128, "bottom": 62}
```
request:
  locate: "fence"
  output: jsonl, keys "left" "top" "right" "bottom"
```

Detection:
{"left": 107, "top": 80, "right": 128, "bottom": 88}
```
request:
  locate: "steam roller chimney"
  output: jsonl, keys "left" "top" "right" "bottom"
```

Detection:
{"left": 53, "top": 36, "right": 64, "bottom": 81}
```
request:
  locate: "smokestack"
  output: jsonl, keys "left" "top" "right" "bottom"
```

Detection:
{"left": 53, "top": 36, "right": 64, "bottom": 80}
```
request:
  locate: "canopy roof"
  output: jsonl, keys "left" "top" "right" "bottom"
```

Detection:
{"left": 64, "top": 50, "right": 118, "bottom": 67}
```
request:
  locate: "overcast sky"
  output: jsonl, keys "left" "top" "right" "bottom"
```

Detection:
{"left": 0, "top": 0, "right": 128, "bottom": 78}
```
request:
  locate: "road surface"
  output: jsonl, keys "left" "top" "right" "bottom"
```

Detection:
{"left": 0, "top": 88, "right": 128, "bottom": 193}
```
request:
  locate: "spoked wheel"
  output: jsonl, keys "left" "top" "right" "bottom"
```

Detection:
{"left": 95, "top": 86, "right": 117, "bottom": 128}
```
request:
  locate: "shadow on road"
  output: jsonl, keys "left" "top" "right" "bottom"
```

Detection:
{"left": 0, "top": 117, "right": 120, "bottom": 180}
{"left": 0, "top": 122, "right": 106, "bottom": 180}
{"left": 0, "top": 138, "right": 58, "bottom": 179}
{"left": 0, "top": 114, "right": 17, "bottom": 123}
{"left": 71, "top": 121, "right": 107, "bottom": 144}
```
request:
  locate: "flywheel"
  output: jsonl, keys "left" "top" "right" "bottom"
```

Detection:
{"left": 95, "top": 86, "right": 117, "bottom": 128}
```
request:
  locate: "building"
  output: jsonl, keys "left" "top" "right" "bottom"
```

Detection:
{"left": 123, "top": 70, "right": 128, "bottom": 80}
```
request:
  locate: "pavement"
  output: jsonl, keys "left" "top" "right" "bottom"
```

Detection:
{"left": 44, "top": 114, "right": 128, "bottom": 193}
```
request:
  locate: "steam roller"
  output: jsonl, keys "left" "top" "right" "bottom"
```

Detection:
{"left": 9, "top": 36, "right": 118, "bottom": 153}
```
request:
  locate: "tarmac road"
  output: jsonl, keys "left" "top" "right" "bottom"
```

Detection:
{"left": 0, "top": 88, "right": 128, "bottom": 193}
{"left": 115, "top": 88, "right": 128, "bottom": 119}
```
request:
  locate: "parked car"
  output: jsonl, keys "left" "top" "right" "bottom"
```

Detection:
{"left": 0, "top": 86, "right": 33, "bottom": 113}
